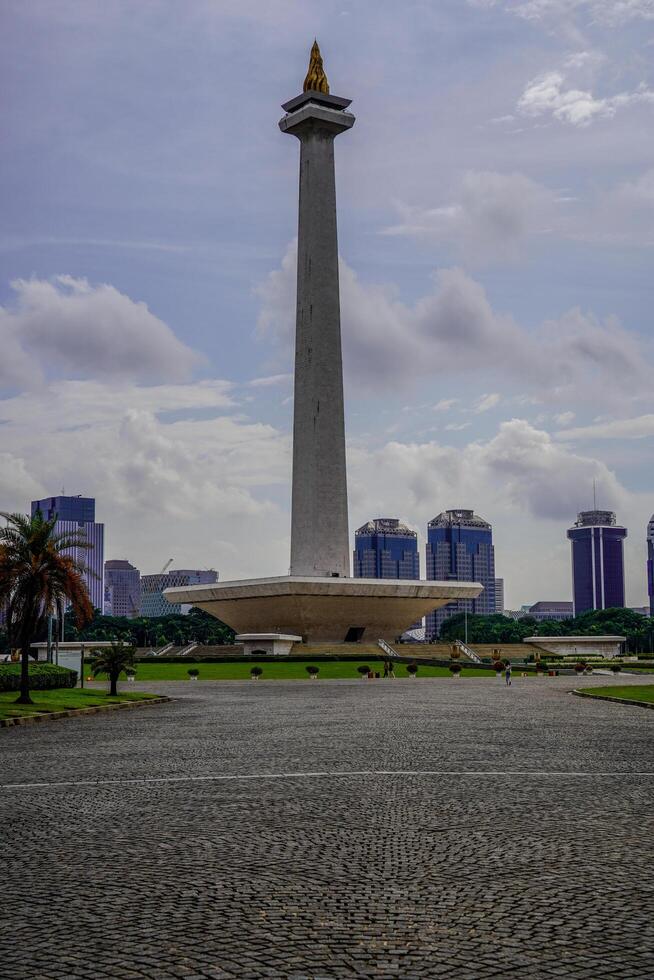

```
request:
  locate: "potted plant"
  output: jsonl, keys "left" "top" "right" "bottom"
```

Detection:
{"left": 406, "top": 662, "right": 418, "bottom": 677}
{"left": 187, "top": 668, "right": 199, "bottom": 681}
{"left": 574, "top": 661, "right": 586, "bottom": 674}
{"left": 535, "top": 661, "right": 546, "bottom": 677}
{"left": 610, "top": 662, "right": 622, "bottom": 674}
{"left": 126, "top": 668, "right": 136, "bottom": 683}
{"left": 357, "top": 665, "right": 370, "bottom": 678}
{"left": 449, "top": 662, "right": 462, "bottom": 677}
{"left": 250, "top": 666, "right": 263, "bottom": 680}
{"left": 306, "top": 665, "right": 319, "bottom": 679}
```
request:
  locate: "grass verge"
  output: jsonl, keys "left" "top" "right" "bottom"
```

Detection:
{"left": 83, "top": 660, "right": 511, "bottom": 681}
{"left": 575, "top": 684, "right": 654, "bottom": 705}
{"left": 0, "top": 688, "right": 160, "bottom": 721}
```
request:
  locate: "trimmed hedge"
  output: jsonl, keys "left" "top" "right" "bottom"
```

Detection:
{"left": 0, "top": 663, "right": 78, "bottom": 692}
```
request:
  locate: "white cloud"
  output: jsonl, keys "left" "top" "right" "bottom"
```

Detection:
{"left": 518, "top": 71, "right": 654, "bottom": 126}
{"left": 444, "top": 422, "right": 472, "bottom": 431}
{"left": 383, "top": 171, "right": 559, "bottom": 257}
{"left": 0, "top": 311, "right": 38, "bottom": 389}
{"left": 0, "top": 453, "right": 44, "bottom": 513}
{"left": 1, "top": 276, "right": 201, "bottom": 389}
{"left": 349, "top": 418, "right": 649, "bottom": 605}
{"left": 433, "top": 399, "right": 459, "bottom": 412}
{"left": 247, "top": 373, "right": 293, "bottom": 388}
{"left": 257, "top": 243, "right": 653, "bottom": 409}
{"left": 470, "top": 1, "right": 654, "bottom": 25}
{"left": 473, "top": 393, "right": 501, "bottom": 413}
{"left": 554, "top": 411, "right": 576, "bottom": 426}
{"left": 556, "top": 414, "right": 654, "bottom": 440}
{"left": 0, "top": 378, "right": 291, "bottom": 579}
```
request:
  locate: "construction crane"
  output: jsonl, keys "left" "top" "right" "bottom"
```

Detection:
{"left": 160, "top": 558, "right": 174, "bottom": 574}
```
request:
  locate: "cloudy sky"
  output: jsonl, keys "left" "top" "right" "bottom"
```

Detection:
{"left": 2, "top": 0, "right": 653, "bottom": 607}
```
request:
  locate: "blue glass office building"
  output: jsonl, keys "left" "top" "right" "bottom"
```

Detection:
{"left": 647, "top": 515, "right": 654, "bottom": 618}
{"left": 425, "top": 509, "right": 495, "bottom": 639}
{"left": 567, "top": 510, "right": 627, "bottom": 615}
{"left": 31, "top": 495, "right": 105, "bottom": 612}
{"left": 353, "top": 519, "right": 420, "bottom": 579}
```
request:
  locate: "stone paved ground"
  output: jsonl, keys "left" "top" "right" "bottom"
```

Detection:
{"left": 1, "top": 675, "right": 653, "bottom": 979}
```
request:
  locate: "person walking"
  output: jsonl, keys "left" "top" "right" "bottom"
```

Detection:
{"left": 504, "top": 661, "right": 512, "bottom": 687}
{"left": 388, "top": 660, "right": 396, "bottom": 679}
{"left": 383, "top": 659, "right": 390, "bottom": 678}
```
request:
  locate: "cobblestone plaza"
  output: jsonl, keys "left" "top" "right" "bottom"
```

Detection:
{"left": 1, "top": 676, "right": 653, "bottom": 978}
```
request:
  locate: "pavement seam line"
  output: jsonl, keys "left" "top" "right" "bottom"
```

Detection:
{"left": 2, "top": 768, "right": 653, "bottom": 790}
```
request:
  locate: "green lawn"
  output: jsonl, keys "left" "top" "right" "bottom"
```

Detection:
{"left": 577, "top": 684, "right": 654, "bottom": 704}
{"left": 0, "top": 688, "right": 160, "bottom": 721}
{"left": 86, "top": 660, "right": 505, "bottom": 682}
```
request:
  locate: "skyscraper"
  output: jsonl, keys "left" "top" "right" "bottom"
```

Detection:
{"left": 104, "top": 560, "right": 141, "bottom": 618}
{"left": 425, "top": 509, "right": 496, "bottom": 639}
{"left": 647, "top": 515, "right": 654, "bottom": 617}
{"left": 353, "top": 519, "right": 420, "bottom": 579}
{"left": 567, "top": 510, "right": 627, "bottom": 615}
{"left": 141, "top": 568, "right": 218, "bottom": 617}
{"left": 494, "top": 578, "right": 504, "bottom": 615}
{"left": 31, "top": 495, "right": 104, "bottom": 611}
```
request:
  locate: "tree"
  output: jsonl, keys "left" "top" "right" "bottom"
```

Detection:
{"left": 91, "top": 641, "right": 136, "bottom": 696}
{"left": 62, "top": 606, "right": 236, "bottom": 648}
{"left": 438, "top": 607, "right": 653, "bottom": 653}
{"left": 0, "top": 511, "right": 93, "bottom": 704}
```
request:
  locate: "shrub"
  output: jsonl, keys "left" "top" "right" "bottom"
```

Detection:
{"left": 610, "top": 663, "right": 622, "bottom": 673}
{"left": 0, "top": 662, "right": 77, "bottom": 692}
{"left": 406, "top": 663, "right": 418, "bottom": 675}
{"left": 250, "top": 666, "right": 263, "bottom": 677}
{"left": 493, "top": 661, "right": 504, "bottom": 673}
{"left": 357, "top": 665, "right": 370, "bottom": 675}
{"left": 574, "top": 662, "right": 587, "bottom": 673}
{"left": 449, "top": 662, "right": 462, "bottom": 674}
{"left": 187, "top": 668, "right": 199, "bottom": 677}
{"left": 306, "top": 665, "right": 319, "bottom": 676}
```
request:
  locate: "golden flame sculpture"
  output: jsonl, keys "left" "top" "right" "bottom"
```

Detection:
{"left": 303, "top": 40, "right": 330, "bottom": 94}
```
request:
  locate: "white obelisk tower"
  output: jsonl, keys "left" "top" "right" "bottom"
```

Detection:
{"left": 165, "top": 45, "right": 483, "bottom": 644}
{"left": 279, "top": 42, "right": 354, "bottom": 578}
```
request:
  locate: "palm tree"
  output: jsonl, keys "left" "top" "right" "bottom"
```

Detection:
{"left": 91, "top": 641, "right": 136, "bottom": 696}
{"left": 0, "top": 511, "right": 93, "bottom": 704}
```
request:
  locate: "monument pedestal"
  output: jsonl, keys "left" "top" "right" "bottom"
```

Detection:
{"left": 165, "top": 576, "right": 482, "bottom": 645}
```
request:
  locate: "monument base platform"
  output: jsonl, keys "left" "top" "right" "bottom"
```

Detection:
{"left": 235, "top": 633, "right": 303, "bottom": 657}
{"left": 164, "top": 576, "right": 483, "bottom": 645}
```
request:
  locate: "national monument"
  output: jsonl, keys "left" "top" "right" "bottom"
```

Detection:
{"left": 165, "top": 43, "right": 482, "bottom": 647}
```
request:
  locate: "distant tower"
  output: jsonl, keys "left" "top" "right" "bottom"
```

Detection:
{"left": 280, "top": 41, "right": 355, "bottom": 578}
{"left": 647, "top": 515, "right": 654, "bottom": 617}
{"left": 31, "top": 495, "right": 104, "bottom": 611}
{"left": 104, "top": 560, "right": 141, "bottom": 618}
{"left": 425, "top": 509, "right": 496, "bottom": 639}
{"left": 141, "top": 568, "right": 218, "bottom": 618}
{"left": 494, "top": 577, "right": 505, "bottom": 615}
{"left": 353, "top": 519, "right": 420, "bottom": 579}
{"left": 567, "top": 509, "right": 627, "bottom": 615}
